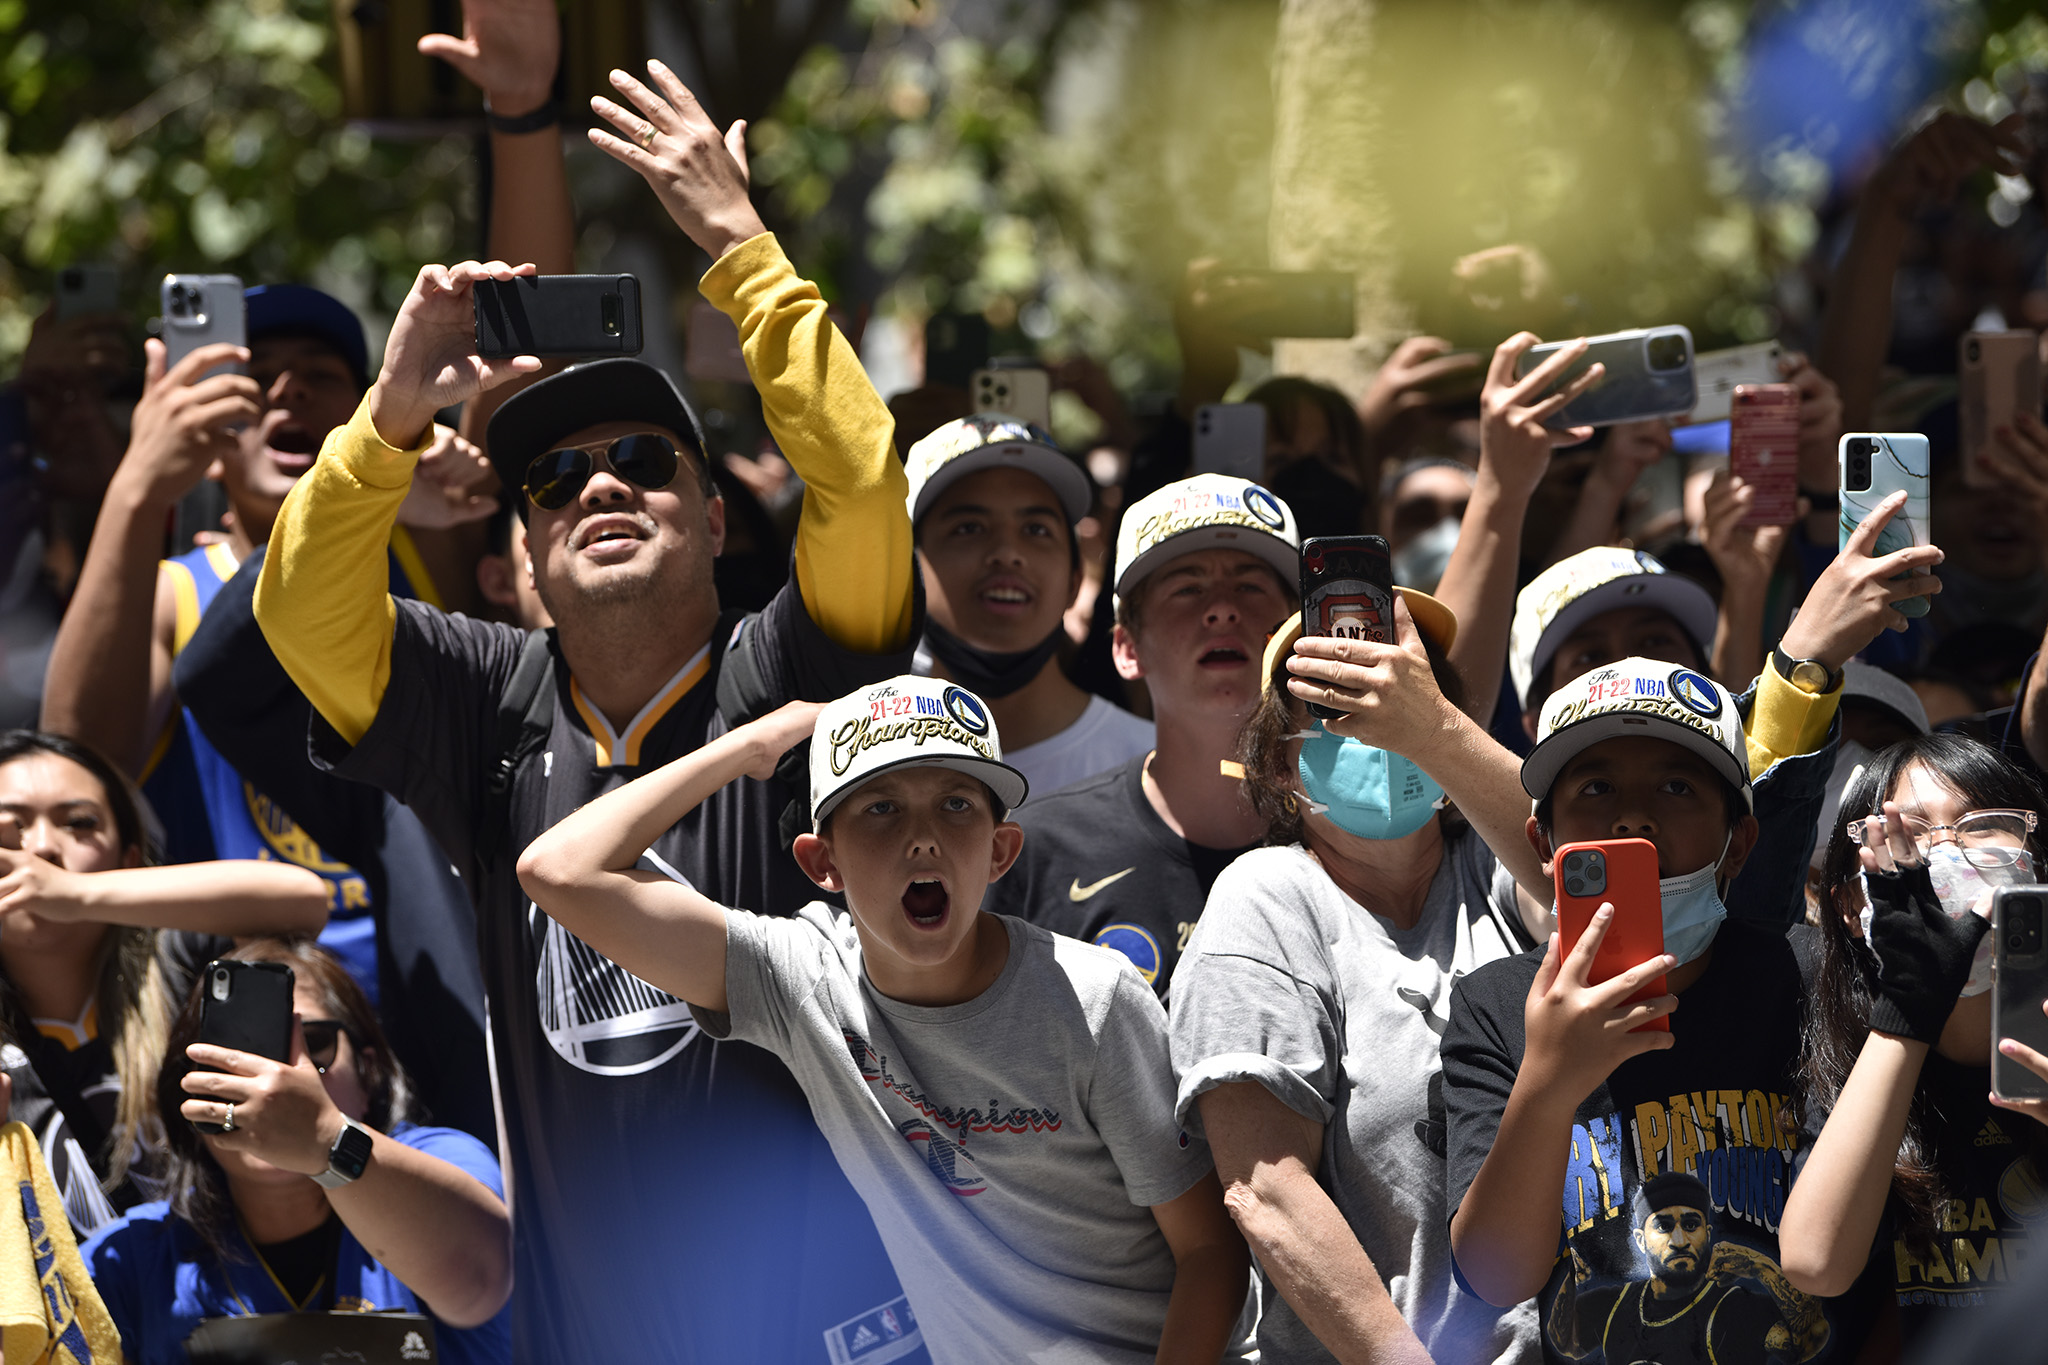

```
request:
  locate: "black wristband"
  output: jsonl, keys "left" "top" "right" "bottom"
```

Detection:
{"left": 1797, "top": 483, "right": 1839, "bottom": 511}
{"left": 484, "top": 97, "right": 560, "bottom": 135}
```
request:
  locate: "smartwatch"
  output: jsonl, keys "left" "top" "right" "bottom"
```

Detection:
{"left": 1771, "top": 645, "right": 1841, "bottom": 696}
{"left": 311, "top": 1117, "right": 375, "bottom": 1189}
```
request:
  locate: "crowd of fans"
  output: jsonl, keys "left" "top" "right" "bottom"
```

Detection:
{"left": 7, "top": 2, "right": 2048, "bottom": 1363}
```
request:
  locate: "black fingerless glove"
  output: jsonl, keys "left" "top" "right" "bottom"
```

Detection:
{"left": 1863, "top": 863, "right": 1990, "bottom": 1044}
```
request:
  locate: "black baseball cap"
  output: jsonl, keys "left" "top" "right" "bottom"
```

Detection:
{"left": 486, "top": 358, "right": 710, "bottom": 516}
{"left": 245, "top": 284, "right": 370, "bottom": 389}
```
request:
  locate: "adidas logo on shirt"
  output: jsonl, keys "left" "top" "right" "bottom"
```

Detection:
{"left": 850, "top": 1324, "right": 881, "bottom": 1350}
{"left": 1977, "top": 1117, "right": 2015, "bottom": 1147}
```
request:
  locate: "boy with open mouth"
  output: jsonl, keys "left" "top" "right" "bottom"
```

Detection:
{"left": 517, "top": 674, "right": 1249, "bottom": 1363}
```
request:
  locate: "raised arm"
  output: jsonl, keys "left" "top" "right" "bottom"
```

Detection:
{"left": 254, "top": 262, "right": 541, "bottom": 744}
{"left": 516, "top": 701, "right": 820, "bottom": 1013}
{"left": 0, "top": 848, "right": 327, "bottom": 938}
{"left": 41, "top": 340, "right": 259, "bottom": 772}
{"left": 1433, "top": 333, "right": 1601, "bottom": 722}
{"left": 588, "top": 60, "right": 914, "bottom": 655}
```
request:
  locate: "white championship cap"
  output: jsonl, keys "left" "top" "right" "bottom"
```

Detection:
{"left": 903, "top": 414, "right": 1093, "bottom": 527}
{"left": 1522, "top": 656, "right": 1752, "bottom": 808}
{"left": 1509, "top": 547, "right": 1718, "bottom": 710}
{"left": 808, "top": 675, "right": 1030, "bottom": 830}
{"left": 1112, "top": 474, "right": 1299, "bottom": 610}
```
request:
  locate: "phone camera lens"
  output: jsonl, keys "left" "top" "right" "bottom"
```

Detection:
{"left": 1646, "top": 334, "right": 1688, "bottom": 371}
{"left": 1566, "top": 878, "right": 1586, "bottom": 897}
{"left": 60, "top": 268, "right": 81, "bottom": 289}
{"left": 1967, "top": 339, "right": 1982, "bottom": 364}
{"left": 209, "top": 967, "right": 230, "bottom": 1000}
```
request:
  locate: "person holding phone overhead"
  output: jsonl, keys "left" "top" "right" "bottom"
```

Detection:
{"left": 246, "top": 54, "right": 923, "bottom": 1363}
{"left": 1169, "top": 590, "right": 1555, "bottom": 1363}
{"left": 1776, "top": 733, "right": 2048, "bottom": 1349}
{"left": 1442, "top": 660, "right": 1883, "bottom": 1364}
{"left": 0, "top": 730, "right": 327, "bottom": 1239}
{"left": 81, "top": 937, "right": 512, "bottom": 1365}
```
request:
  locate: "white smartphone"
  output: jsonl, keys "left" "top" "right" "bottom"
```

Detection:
{"left": 972, "top": 364, "right": 1051, "bottom": 430}
{"left": 1689, "top": 341, "right": 1784, "bottom": 424}
{"left": 1193, "top": 403, "right": 1266, "bottom": 480}
{"left": 160, "top": 274, "right": 245, "bottom": 378}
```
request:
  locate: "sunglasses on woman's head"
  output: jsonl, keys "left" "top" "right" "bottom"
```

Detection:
{"left": 523, "top": 433, "right": 684, "bottom": 511}
{"left": 302, "top": 1019, "right": 353, "bottom": 1075}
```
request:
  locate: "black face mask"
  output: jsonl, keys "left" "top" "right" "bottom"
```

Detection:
{"left": 922, "top": 617, "right": 1063, "bottom": 699}
{"left": 1268, "top": 459, "right": 1367, "bottom": 540}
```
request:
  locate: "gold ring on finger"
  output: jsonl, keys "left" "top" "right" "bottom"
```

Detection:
{"left": 637, "top": 124, "right": 657, "bottom": 151}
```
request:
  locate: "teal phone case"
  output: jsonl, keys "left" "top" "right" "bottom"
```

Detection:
{"left": 1839, "top": 433, "right": 1931, "bottom": 618}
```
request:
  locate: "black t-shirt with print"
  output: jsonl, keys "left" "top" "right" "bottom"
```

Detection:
{"left": 309, "top": 578, "right": 923, "bottom": 1365}
{"left": 1442, "top": 919, "right": 1883, "bottom": 1365}
{"left": 1885, "top": 1052, "right": 2047, "bottom": 1342}
{"left": 983, "top": 755, "right": 1255, "bottom": 1000}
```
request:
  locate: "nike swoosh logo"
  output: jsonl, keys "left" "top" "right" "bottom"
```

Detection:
{"left": 1069, "top": 868, "right": 1136, "bottom": 902}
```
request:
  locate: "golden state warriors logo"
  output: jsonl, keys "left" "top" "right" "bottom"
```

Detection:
{"left": 1669, "top": 669, "right": 1722, "bottom": 719}
{"left": 1244, "top": 485, "right": 1285, "bottom": 529}
{"left": 1093, "top": 923, "right": 1162, "bottom": 983}
{"left": 943, "top": 685, "right": 990, "bottom": 736}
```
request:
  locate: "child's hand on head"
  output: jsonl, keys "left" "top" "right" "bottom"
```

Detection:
{"left": 1521, "top": 908, "right": 1677, "bottom": 1105}
{"left": 740, "top": 700, "right": 825, "bottom": 781}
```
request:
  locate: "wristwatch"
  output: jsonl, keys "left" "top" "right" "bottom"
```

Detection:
{"left": 311, "top": 1117, "right": 375, "bottom": 1189}
{"left": 1772, "top": 645, "right": 1841, "bottom": 696}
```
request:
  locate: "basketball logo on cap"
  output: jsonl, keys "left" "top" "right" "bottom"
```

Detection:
{"left": 1669, "top": 669, "right": 1722, "bottom": 718}
{"left": 942, "top": 685, "right": 990, "bottom": 736}
{"left": 1244, "top": 485, "right": 1285, "bottom": 529}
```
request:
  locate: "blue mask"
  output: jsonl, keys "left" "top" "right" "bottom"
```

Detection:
{"left": 1294, "top": 724, "right": 1444, "bottom": 841}
{"left": 1658, "top": 835, "right": 1731, "bottom": 966}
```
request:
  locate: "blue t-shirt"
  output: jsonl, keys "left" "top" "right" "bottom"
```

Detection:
{"left": 79, "top": 1124, "right": 510, "bottom": 1365}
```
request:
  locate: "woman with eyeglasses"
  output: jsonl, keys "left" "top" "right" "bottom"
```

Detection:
{"left": 80, "top": 938, "right": 511, "bottom": 1365}
{"left": 1778, "top": 732, "right": 2048, "bottom": 1349}
{"left": 0, "top": 730, "right": 329, "bottom": 1239}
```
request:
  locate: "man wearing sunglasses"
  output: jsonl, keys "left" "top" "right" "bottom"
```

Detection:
{"left": 246, "top": 58, "right": 922, "bottom": 1365}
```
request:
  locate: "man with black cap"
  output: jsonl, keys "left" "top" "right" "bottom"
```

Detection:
{"left": 249, "top": 59, "right": 924, "bottom": 1364}
{"left": 41, "top": 0, "right": 574, "bottom": 1145}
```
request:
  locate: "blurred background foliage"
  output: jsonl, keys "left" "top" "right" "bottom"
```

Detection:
{"left": 2, "top": 0, "right": 2046, "bottom": 390}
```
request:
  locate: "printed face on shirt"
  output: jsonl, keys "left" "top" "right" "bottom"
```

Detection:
{"left": 917, "top": 466, "right": 1077, "bottom": 654}
{"left": 1544, "top": 735, "right": 1744, "bottom": 882}
{"left": 810, "top": 766, "right": 1022, "bottom": 988}
{"left": 1113, "top": 548, "right": 1291, "bottom": 723}
{"left": 1636, "top": 1203, "right": 1712, "bottom": 1292}
{"left": 224, "top": 335, "right": 364, "bottom": 524}
{"left": 527, "top": 419, "right": 725, "bottom": 622}
{"left": 1531, "top": 606, "right": 1703, "bottom": 724}
{"left": 0, "top": 751, "right": 138, "bottom": 959}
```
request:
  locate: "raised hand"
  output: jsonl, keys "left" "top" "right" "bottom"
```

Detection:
{"left": 587, "top": 61, "right": 765, "bottom": 260}
{"left": 1477, "top": 332, "right": 1603, "bottom": 508}
{"left": 113, "top": 338, "right": 262, "bottom": 510}
{"left": 1700, "top": 468, "right": 1787, "bottom": 595}
{"left": 398, "top": 423, "right": 499, "bottom": 529}
{"left": 738, "top": 699, "right": 826, "bottom": 782}
{"left": 417, "top": 0, "right": 560, "bottom": 115}
{"left": 0, "top": 844, "right": 88, "bottom": 924}
{"left": 181, "top": 1017, "right": 349, "bottom": 1177}
{"left": 1985, "top": 410, "right": 2048, "bottom": 523}
{"left": 368, "top": 260, "right": 542, "bottom": 451}
{"left": 1520, "top": 909, "right": 1677, "bottom": 1105}
{"left": 1778, "top": 489, "right": 1943, "bottom": 665}
{"left": 1866, "top": 112, "right": 2026, "bottom": 222}
{"left": 1359, "top": 336, "right": 1481, "bottom": 443}
{"left": 1284, "top": 593, "right": 1448, "bottom": 756}
{"left": 1854, "top": 805, "right": 1988, "bottom": 1045}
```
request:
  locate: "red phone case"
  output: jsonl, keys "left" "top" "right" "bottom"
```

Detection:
{"left": 1730, "top": 384, "right": 1800, "bottom": 527}
{"left": 1554, "top": 838, "right": 1668, "bottom": 1031}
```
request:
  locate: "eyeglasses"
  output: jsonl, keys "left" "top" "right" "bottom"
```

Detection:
{"left": 301, "top": 1019, "right": 355, "bottom": 1075}
{"left": 1843, "top": 808, "right": 2039, "bottom": 868}
{"left": 524, "top": 434, "right": 683, "bottom": 510}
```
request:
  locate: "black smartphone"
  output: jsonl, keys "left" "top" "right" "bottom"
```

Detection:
{"left": 56, "top": 264, "right": 120, "bottom": 321}
{"left": 1212, "top": 269, "right": 1356, "bottom": 338}
{"left": 1299, "top": 534, "right": 1393, "bottom": 720}
{"left": 1512, "top": 325, "right": 1697, "bottom": 429}
{"left": 474, "top": 275, "right": 643, "bottom": 359}
{"left": 192, "top": 959, "right": 295, "bottom": 1133}
{"left": 924, "top": 311, "right": 991, "bottom": 391}
{"left": 1993, "top": 886, "right": 2048, "bottom": 1103}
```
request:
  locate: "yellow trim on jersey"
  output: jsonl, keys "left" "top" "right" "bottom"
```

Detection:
{"left": 567, "top": 642, "right": 712, "bottom": 769}
{"left": 387, "top": 524, "right": 443, "bottom": 611}
{"left": 165, "top": 558, "right": 202, "bottom": 657}
{"left": 203, "top": 541, "right": 240, "bottom": 584}
{"left": 32, "top": 997, "right": 98, "bottom": 1051}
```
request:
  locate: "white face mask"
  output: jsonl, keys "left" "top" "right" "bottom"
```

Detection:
{"left": 1857, "top": 846, "right": 2035, "bottom": 997}
{"left": 1811, "top": 741, "right": 1873, "bottom": 872}
{"left": 1659, "top": 835, "right": 1732, "bottom": 966}
{"left": 1391, "top": 515, "right": 1461, "bottom": 594}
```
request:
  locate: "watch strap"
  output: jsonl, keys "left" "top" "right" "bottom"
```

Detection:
{"left": 484, "top": 97, "right": 560, "bottom": 135}
{"left": 1771, "top": 645, "right": 1841, "bottom": 695}
{"left": 311, "top": 1117, "right": 375, "bottom": 1189}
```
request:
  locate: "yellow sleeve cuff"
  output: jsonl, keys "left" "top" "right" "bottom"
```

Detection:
{"left": 1744, "top": 656, "right": 1843, "bottom": 778}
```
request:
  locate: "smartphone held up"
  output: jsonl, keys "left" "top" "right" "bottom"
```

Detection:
{"left": 474, "top": 275, "right": 644, "bottom": 359}
{"left": 1839, "top": 433, "right": 1932, "bottom": 619}
{"left": 1298, "top": 535, "right": 1393, "bottom": 721}
{"left": 190, "top": 959, "right": 296, "bottom": 1133}
{"left": 1992, "top": 886, "right": 2048, "bottom": 1103}
{"left": 1554, "top": 838, "right": 1669, "bottom": 1032}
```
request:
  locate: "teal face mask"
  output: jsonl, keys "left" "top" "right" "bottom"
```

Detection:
{"left": 1294, "top": 723, "right": 1444, "bottom": 841}
{"left": 1658, "top": 834, "right": 1732, "bottom": 966}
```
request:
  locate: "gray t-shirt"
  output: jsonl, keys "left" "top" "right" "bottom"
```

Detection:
{"left": 698, "top": 903, "right": 1225, "bottom": 1364}
{"left": 1168, "top": 829, "right": 1540, "bottom": 1364}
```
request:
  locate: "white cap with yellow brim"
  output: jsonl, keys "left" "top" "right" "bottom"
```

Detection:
{"left": 1520, "top": 657, "right": 1751, "bottom": 808}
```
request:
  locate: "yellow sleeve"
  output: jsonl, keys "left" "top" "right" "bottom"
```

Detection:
{"left": 699, "top": 233, "right": 914, "bottom": 655}
{"left": 1744, "top": 656, "right": 1843, "bottom": 778}
{"left": 254, "top": 397, "right": 431, "bottom": 746}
